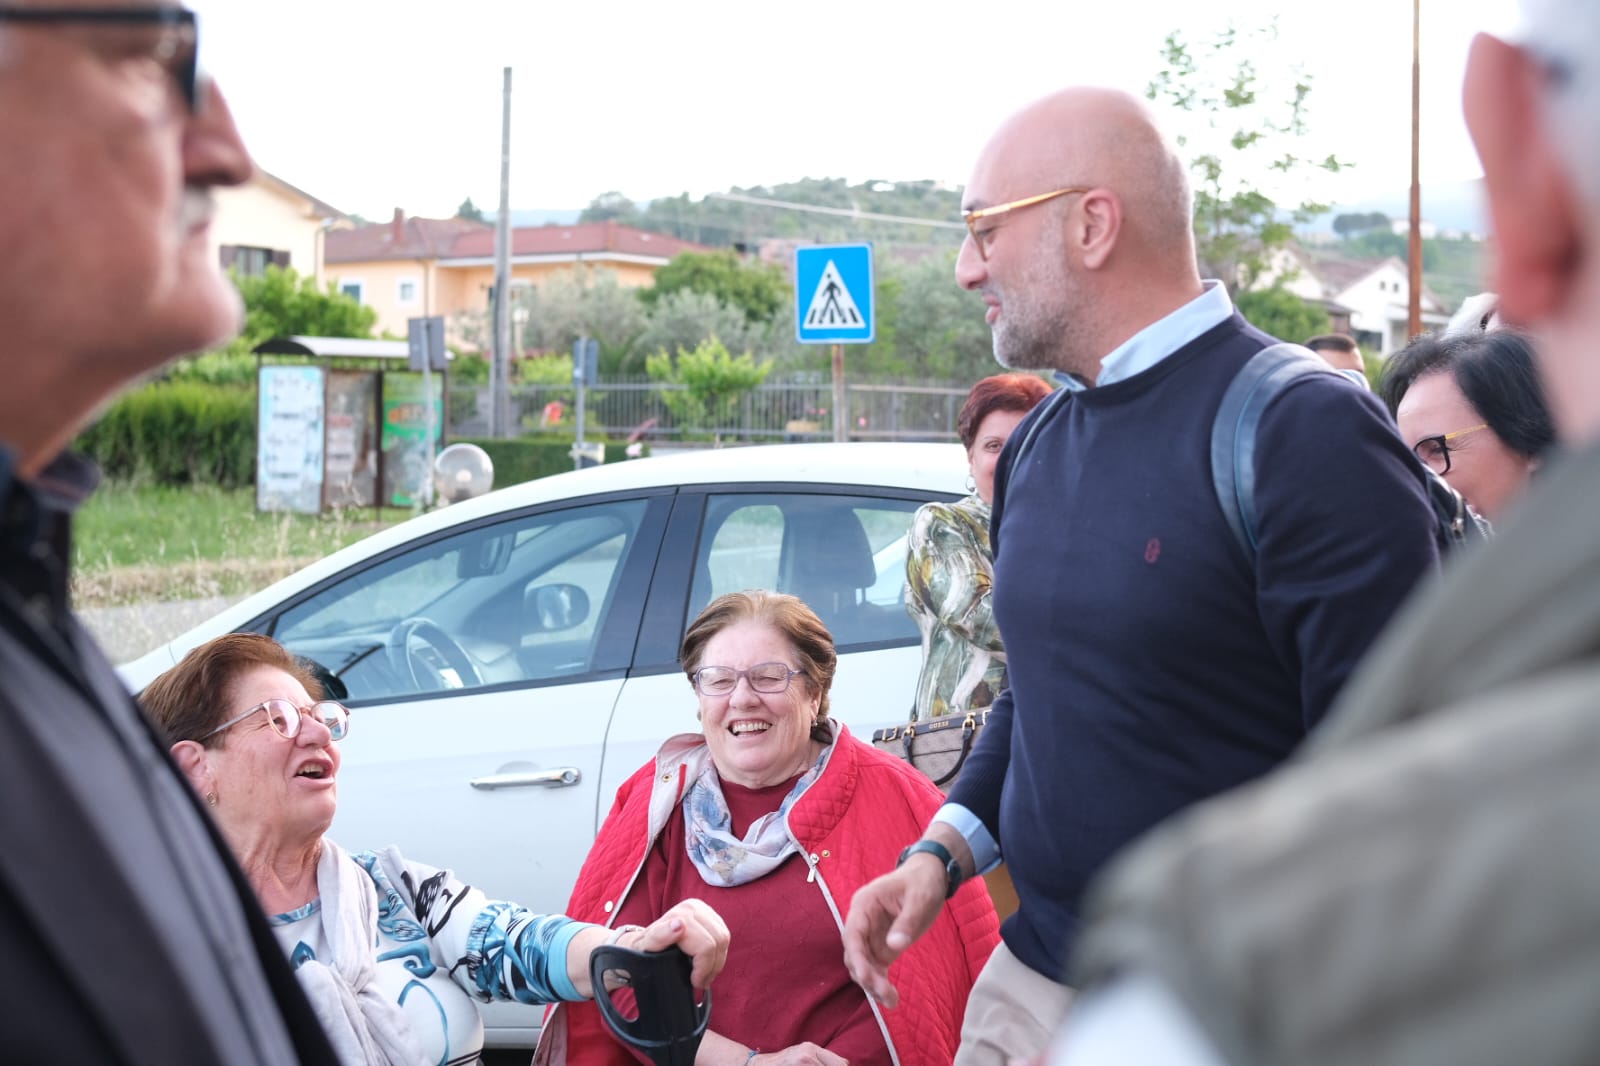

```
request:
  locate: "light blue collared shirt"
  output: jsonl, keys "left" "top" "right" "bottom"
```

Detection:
{"left": 1054, "top": 280, "right": 1234, "bottom": 392}
{"left": 931, "top": 279, "right": 1235, "bottom": 873}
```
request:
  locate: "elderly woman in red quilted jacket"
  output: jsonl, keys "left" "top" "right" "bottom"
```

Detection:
{"left": 538, "top": 590, "right": 999, "bottom": 1066}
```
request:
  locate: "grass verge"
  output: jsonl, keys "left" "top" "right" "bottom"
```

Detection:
{"left": 73, "top": 482, "right": 405, "bottom": 607}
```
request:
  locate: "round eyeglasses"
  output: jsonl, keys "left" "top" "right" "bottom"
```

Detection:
{"left": 690, "top": 662, "right": 803, "bottom": 697}
{"left": 202, "top": 698, "right": 349, "bottom": 742}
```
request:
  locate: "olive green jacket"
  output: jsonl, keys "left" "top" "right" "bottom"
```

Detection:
{"left": 1073, "top": 442, "right": 1600, "bottom": 1066}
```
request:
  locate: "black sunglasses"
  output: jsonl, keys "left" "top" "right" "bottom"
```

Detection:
{"left": 0, "top": 6, "right": 199, "bottom": 113}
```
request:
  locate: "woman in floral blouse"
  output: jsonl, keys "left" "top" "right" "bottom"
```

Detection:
{"left": 906, "top": 374, "right": 1052, "bottom": 721}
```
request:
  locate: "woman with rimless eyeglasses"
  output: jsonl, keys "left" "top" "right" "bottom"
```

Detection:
{"left": 1381, "top": 326, "right": 1555, "bottom": 523}
{"left": 138, "top": 633, "right": 730, "bottom": 1066}
{"left": 539, "top": 591, "right": 998, "bottom": 1066}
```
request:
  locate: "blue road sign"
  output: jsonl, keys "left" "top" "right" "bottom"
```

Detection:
{"left": 796, "top": 243, "right": 874, "bottom": 344}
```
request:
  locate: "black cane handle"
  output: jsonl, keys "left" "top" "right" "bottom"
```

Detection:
{"left": 588, "top": 944, "right": 712, "bottom": 1066}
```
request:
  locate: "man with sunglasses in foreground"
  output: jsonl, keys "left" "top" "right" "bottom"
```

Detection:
{"left": 0, "top": 3, "right": 339, "bottom": 1062}
{"left": 843, "top": 87, "right": 1439, "bottom": 1064}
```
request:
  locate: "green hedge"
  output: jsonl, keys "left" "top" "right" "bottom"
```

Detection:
{"left": 72, "top": 385, "right": 642, "bottom": 492}
{"left": 452, "top": 437, "right": 647, "bottom": 489}
{"left": 77, "top": 381, "right": 256, "bottom": 486}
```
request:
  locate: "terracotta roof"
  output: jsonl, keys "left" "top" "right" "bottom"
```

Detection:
{"left": 446, "top": 220, "right": 709, "bottom": 260}
{"left": 325, "top": 212, "right": 492, "bottom": 263}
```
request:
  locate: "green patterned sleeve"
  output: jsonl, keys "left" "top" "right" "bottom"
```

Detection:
{"left": 905, "top": 501, "right": 1003, "bottom": 652}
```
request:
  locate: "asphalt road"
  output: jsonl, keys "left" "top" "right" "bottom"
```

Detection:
{"left": 80, "top": 596, "right": 241, "bottom": 666}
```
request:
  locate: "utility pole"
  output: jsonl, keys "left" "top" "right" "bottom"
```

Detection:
{"left": 492, "top": 67, "right": 513, "bottom": 438}
{"left": 1408, "top": 0, "right": 1423, "bottom": 340}
{"left": 831, "top": 343, "right": 846, "bottom": 442}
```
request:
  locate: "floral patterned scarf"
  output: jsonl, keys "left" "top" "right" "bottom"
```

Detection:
{"left": 681, "top": 724, "right": 836, "bottom": 887}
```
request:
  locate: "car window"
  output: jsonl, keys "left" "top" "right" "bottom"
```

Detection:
{"left": 693, "top": 493, "right": 922, "bottom": 647}
{"left": 269, "top": 498, "right": 650, "bottom": 701}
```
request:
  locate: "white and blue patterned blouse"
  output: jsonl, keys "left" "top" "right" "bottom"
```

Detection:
{"left": 271, "top": 845, "right": 587, "bottom": 1066}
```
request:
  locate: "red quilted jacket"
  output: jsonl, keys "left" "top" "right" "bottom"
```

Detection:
{"left": 536, "top": 724, "right": 999, "bottom": 1065}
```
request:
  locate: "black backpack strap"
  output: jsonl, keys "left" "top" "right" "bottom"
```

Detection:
{"left": 1210, "top": 343, "right": 1336, "bottom": 566}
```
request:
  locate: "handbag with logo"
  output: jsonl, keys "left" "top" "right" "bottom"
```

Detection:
{"left": 870, "top": 709, "right": 989, "bottom": 791}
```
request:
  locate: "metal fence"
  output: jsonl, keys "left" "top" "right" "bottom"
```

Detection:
{"left": 448, "top": 376, "right": 975, "bottom": 443}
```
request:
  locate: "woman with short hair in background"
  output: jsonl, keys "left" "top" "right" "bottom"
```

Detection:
{"left": 905, "top": 373, "right": 1052, "bottom": 722}
{"left": 1382, "top": 328, "right": 1554, "bottom": 522}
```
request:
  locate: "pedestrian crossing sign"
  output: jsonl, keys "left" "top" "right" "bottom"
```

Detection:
{"left": 795, "top": 243, "right": 875, "bottom": 344}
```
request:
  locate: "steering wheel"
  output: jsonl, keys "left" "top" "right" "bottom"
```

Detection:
{"left": 385, "top": 616, "right": 485, "bottom": 692}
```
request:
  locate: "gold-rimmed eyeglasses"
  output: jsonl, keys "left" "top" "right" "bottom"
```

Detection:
{"left": 962, "top": 186, "right": 1092, "bottom": 261}
{"left": 1413, "top": 423, "right": 1489, "bottom": 475}
{"left": 202, "top": 698, "right": 350, "bottom": 743}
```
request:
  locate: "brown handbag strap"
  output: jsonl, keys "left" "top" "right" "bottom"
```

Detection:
{"left": 929, "top": 712, "right": 981, "bottom": 788}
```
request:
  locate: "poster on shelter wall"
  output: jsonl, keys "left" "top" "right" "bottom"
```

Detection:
{"left": 381, "top": 371, "right": 444, "bottom": 508}
{"left": 324, "top": 371, "right": 379, "bottom": 509}
{"left": 257, "top": 365, "right": 325, "bottom": 514}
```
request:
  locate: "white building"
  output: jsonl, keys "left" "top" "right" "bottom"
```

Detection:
{"left": 208, "top": 170, "right": 345, "bottom": 282}
{"left": 1259, "top": 247, "right": 1449, "bottom": 355}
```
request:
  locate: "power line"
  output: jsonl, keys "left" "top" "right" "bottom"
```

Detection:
{"left": 705, "top": 191, "right": 966, "bottom": 231}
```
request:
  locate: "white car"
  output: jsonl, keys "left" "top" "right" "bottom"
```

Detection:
{"left": 122, "top": 441, "right": 965, "bottom": 1051}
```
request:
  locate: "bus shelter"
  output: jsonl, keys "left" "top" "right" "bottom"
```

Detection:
{"left": 254, "top": 335, "right": 448, "bottom": 513}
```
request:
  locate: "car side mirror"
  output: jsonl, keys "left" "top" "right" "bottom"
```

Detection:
{"left": 525, "top": 582, "right": 591, "bottom": 632}
{"left": 297, "top": 655, "right": 349, "bottom": 701}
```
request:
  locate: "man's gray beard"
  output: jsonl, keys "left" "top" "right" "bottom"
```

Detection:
{"left": 987, "top": 244, "right": 1078, "bottom": 373}
{"left": 991, "top": 323, "right": 1068, "bottom": 373}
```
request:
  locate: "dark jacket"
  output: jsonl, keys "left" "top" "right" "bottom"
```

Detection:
{"left": 0, "top": 451, "right": 337, "bottom": 1066}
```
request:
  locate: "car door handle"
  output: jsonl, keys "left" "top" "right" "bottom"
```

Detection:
{"left": 469, "top": 767, "right": 582, "bottom": 791}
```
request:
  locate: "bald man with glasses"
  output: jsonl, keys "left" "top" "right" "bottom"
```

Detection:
{"left": 844, "top": 86, "right": 1439, "bottom": 1064}
{"left": 0, "top": 4, "right": 337, "bottom": 1062}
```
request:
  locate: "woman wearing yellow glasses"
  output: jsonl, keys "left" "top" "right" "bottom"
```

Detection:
{"left": 1382, "top": 326, "right": 1553, "bottom": 523}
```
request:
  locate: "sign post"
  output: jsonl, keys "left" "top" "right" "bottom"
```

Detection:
{"left": 408, "top": 315, "right": 446, "bottom": 506}
{"left": 795, "top": 244, "right": 874, "bottom": 443}
{"left": 572, "top": 336, "right": 600, "bottom": 469}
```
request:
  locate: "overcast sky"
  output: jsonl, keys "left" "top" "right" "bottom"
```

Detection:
{"left": 190, "top": 0, "right": 1522, "bottom": 220}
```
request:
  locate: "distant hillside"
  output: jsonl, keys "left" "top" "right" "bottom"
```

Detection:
{"left": 540, "top": 177, "right": 1487, "bottom": 245}
{"left": 1304, "top": 178, "right": 1487, "bottom": 238}
{"left": 568, "top": 178, "right": 966, "bottom": 251}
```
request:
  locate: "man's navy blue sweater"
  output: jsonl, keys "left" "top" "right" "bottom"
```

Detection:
{"left": 946, "top": 314, "right": 1438, "bottom": 980}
